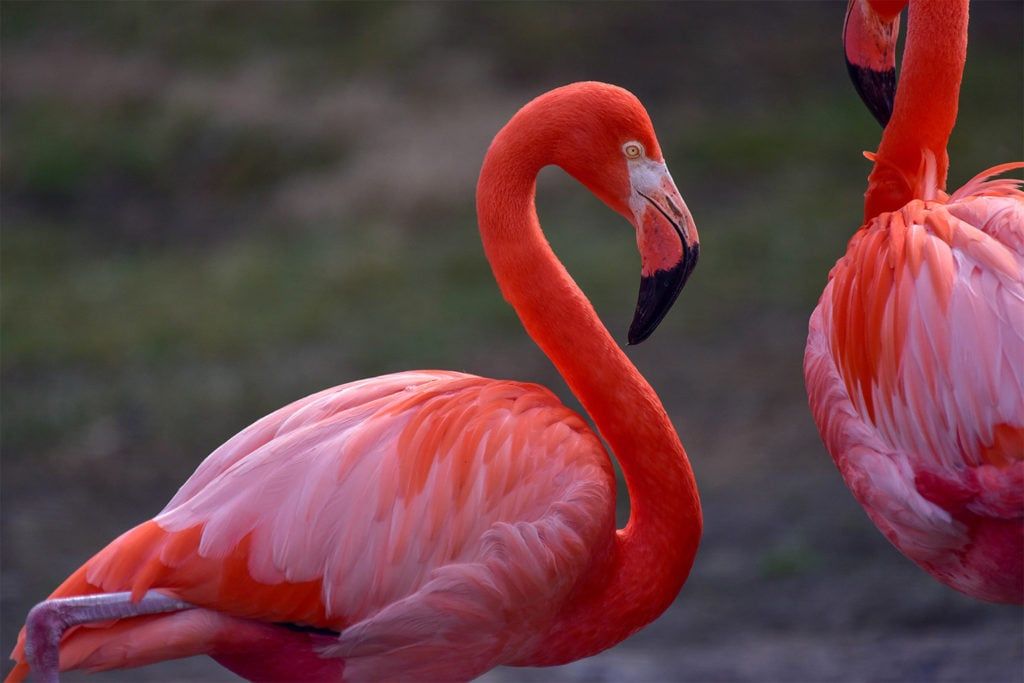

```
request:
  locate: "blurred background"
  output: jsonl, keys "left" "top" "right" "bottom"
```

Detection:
{"left": 2, "top": 2, "right": 1022, "bottom": 681}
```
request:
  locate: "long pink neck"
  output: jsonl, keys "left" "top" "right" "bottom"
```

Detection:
{"left": 476, "top": 119, "right": 701, "bottom": 662}
{"left": 865, "top": 0, "right": 968, "bottom": 220}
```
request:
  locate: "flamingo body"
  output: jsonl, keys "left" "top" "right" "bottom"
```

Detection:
{"left": 811, "top": 0, "right": 1023, "bottom": 604}
{"left": 806, "top": 167, "right": 1024, "bottom": 603}
{"left": 13, "top": 371, "right": 617, "bottom": 680}
{"left": 8, "top": 82, "right": 703, "bottom": 681}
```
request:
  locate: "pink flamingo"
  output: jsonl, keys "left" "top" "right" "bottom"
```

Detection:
{"left": 806, "top": 0, "right": 1023, "bottom": 603}
{"left": 7, "top": 82, "right": 702, "bottom": 681}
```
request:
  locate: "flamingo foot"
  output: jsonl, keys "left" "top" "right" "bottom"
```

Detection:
{"left": 23, "top": 591, "right": 194, "bottom": 683}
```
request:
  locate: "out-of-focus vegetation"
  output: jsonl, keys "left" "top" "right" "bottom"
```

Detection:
{"left": 2, "top": 3, "right": 1022, "bottom": 681}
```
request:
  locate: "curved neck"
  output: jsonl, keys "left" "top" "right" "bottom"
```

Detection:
{"left": 476, "top": 121, "right": 701, "bottom": 661}
{"left": 865, "top": 0, "right": 968, "bottom": 220}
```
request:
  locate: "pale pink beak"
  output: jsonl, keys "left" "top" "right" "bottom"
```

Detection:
{"left": 626, "top": 159, "right": 699, "bottom": 345}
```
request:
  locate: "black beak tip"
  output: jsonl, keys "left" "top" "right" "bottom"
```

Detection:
{"left": 627, "top": 243, "right": 699, "bottom": 346}
{"left": 846, "top": 60, "right": 895, "bottom": 127}
{"left": 626, "top": 327, "right": 648, "bottom": 347}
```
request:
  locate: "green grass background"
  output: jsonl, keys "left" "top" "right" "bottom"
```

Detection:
{"left": 2, "top": 2, "right": 1022, "bottom": 681}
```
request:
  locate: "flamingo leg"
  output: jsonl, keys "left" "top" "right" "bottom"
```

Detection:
{"left": 23, "top": 591, "right": 193, "bottom": 683}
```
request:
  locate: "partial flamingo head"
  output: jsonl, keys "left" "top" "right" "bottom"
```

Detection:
{"left": 843, "top": 0, "right": 905, "bottom": 126}
{"left": 503, "top": 82, "right": 699, "bottom": 344}
{"left": 619, "top": 141, "right": 699, "bottom": 344}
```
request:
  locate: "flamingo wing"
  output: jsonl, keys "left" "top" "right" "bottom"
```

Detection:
{"left": 805, "top": 167, "right": 1024, "bottom": 602}
{"left": 13, "top": 370, "right": 616, "bottom": 680}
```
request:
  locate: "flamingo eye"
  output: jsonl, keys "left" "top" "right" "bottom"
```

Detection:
{"left": 623, "top": 142, "right": 644, "bottom": 159}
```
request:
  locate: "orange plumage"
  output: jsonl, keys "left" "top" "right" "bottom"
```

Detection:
{"left": 807, "top": 0, "right": 1023, "bottom": 603}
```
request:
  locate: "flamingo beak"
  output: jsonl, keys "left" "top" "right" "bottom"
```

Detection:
{"left": 843, "top": 0, "right": 901, "bottom": 127}
{"left": 626, "top": 160, "right": 699, "bottom": 345}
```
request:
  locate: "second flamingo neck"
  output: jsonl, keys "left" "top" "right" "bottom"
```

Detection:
{"left": 865, "top": 0, "right": 968, "bottom": 220}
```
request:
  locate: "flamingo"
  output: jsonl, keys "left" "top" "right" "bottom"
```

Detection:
{"left": 6, "top": 81, "right": 702, "bottom": 682}
{"left": 805, "top": 0, "right": 1024, "bottom": 603}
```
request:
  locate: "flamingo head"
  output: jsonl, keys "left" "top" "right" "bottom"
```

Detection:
{"left": 843, "top": 0, "right": 904, "bottom": 127}
{"left": 542, "top": 83, "right": 700, "bottom": 344}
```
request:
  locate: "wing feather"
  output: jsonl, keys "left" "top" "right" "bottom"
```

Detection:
{"left": 827, "top": 196, "right": 1023, "bottom": 473}
{"left": 58, "top": 370, "right": 613, "bottom": 675}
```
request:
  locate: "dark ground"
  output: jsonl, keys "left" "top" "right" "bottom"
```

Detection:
{"left": 2, "top": 2, "right": 1023, "bottom": 681}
